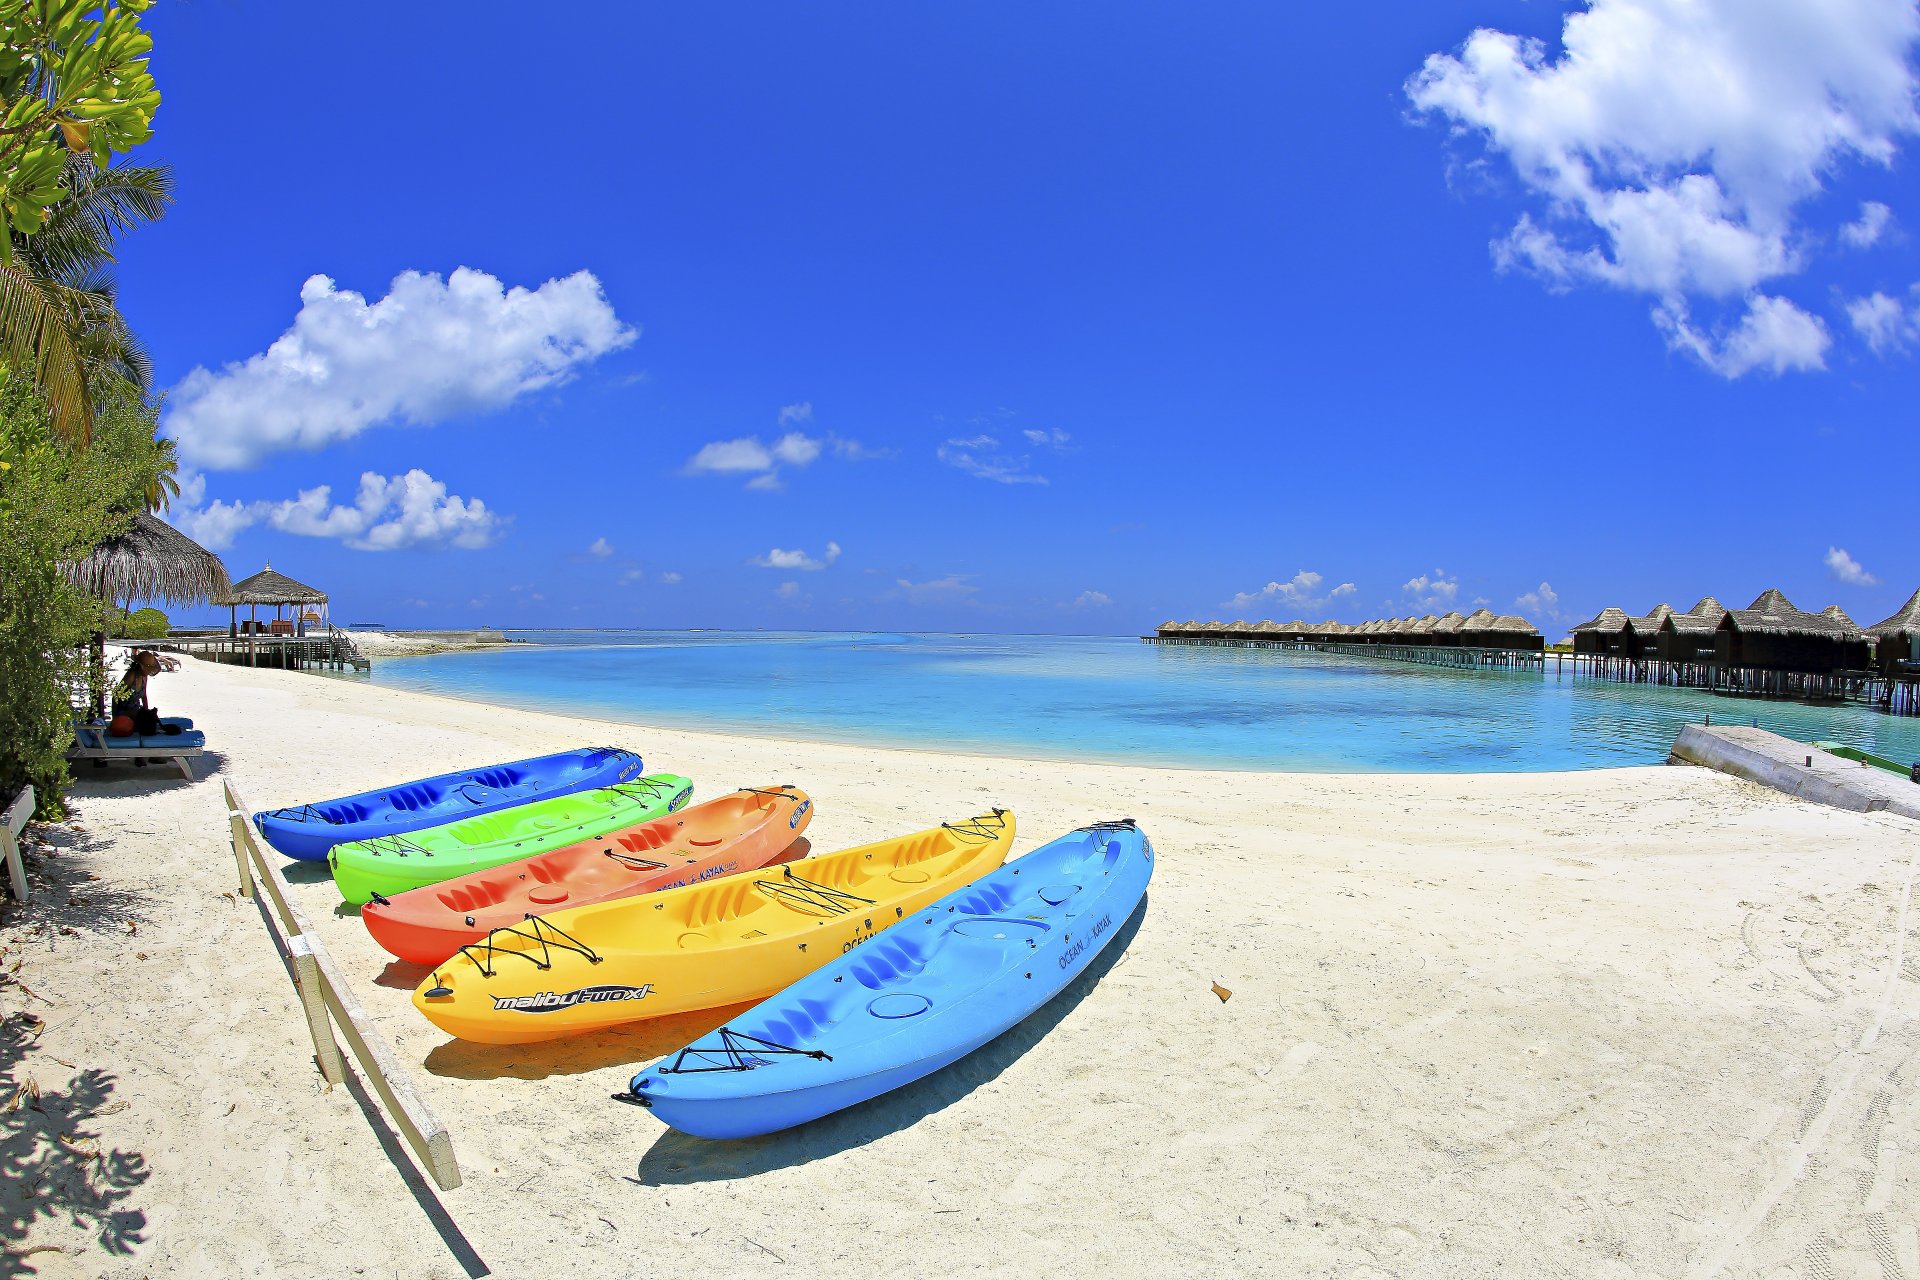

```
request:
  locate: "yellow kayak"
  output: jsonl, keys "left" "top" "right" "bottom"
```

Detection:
{"left": 413, "top": 809, "right": 1014, "bottom": 1044}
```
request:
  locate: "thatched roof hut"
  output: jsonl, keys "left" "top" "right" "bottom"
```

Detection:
{"left": 1570, "top": 607, "right": 1630, "bottom": 656}
{"left": 1431, "top": 612, "right": 1466, "bottom": 645}
{"left": 1864, "top": 588, "right": 1920, "bottom": 672}
{"left": 1717, "top": 594, "right": 1867, "bottom": 672}
{"left": 1657, "top": 600, "right": 1729, "bottom": 662}
{"left": 1484, "top": 614, "right": 1545, "bottom": 652}
{"left": 66, "top": 512, "right": 233, "bottom": 607}
{"left": 1865, "top": 588, "right": 1920, "bottom": 641}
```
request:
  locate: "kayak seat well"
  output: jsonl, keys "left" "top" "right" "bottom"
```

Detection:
{"left": 848, "top": 936, "right": 929, "bottom": 990}
{"left": 385, "top": 783, "right": 446, "bottom": 813}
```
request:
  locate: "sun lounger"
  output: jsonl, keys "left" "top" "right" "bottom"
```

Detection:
{"left": 68, "top": 716, "right": 206, "bottom": 781}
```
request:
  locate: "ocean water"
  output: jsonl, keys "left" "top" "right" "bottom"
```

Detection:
{"left": 358, "top": 631, "right": 1920, "bottom": 774}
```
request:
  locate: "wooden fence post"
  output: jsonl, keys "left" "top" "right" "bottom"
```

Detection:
{"left": 227, "top": 810, "right": 255, "bottom": 899}
{"left": 2, "top": 785, "right": 35, "bottom": 904}
{"left": 288, "top": 934, "right": 347, "bottom": 1084}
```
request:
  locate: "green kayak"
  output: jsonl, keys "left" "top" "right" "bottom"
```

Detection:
{"left": 329, "top": 773, "right": 693, "bottom": 906}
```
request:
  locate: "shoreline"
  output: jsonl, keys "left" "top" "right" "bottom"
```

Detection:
{"left": 6, "top": 654, "right": 1917, "bottom": 1277}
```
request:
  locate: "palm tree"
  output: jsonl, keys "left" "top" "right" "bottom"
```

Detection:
{"left": 0, "top": 157, "right": 171, "bottom": 444}
{"left": 144, "top": 433, "right": 180, "bottom": 512}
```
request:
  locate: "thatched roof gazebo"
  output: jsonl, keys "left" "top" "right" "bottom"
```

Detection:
{"left": 216, "top": 563, "right": 332, "bottom": 651}
{"left": 66, "top": 512, "right": 233, "bottom": 608}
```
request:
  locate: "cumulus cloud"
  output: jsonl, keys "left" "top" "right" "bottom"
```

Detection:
{"left": 165, "top": 268, "right": 635, "bottom": 469}
{"left": 1849, "top": 289, "right": 1918, "bottom": 353}
{"left": 587, "top": 537, "right": 614, "bottom": 558}
{"left": 1223, "top": 570, "right": 1357, "bottom": 614}
{"left": 1402, "top": 569, "right": 1460, "bottom": 610}
{"left": 775, "top": 581, "right": 803, "bottom": 600}
{"left": 659, "top": 570, "right": 682, "bottom": 585}
{"left": 751, "top": 541, "right": 842, "bottom": 571}
{"left": 1825, "top": 546, "right": 1880, "bottom": 586}
{"left": 1656, "top": 294, "right": 1831, "bottom": 377}
{"left": 172, "top": 469, "right": 503, "bottom": 552}
{"left": 1022, "top": 428, "right": 1073, "bottom": 449}
{"left": 777, "top": 402, "right": 813, "bottom": 425}
{"left": 683, "top": 403, "right": 887, "bottom": 488}
{"left": 936, "top": 435, "right": 1049, "bottom": 485}
{"left": 1841, "top": 201, "right": 1895, "bottom": 248}
{"left": 1069, "top": 590, "right": 1113, "bottom": 608}
{"left": 1515, "top": 581, "right": 1566, "bottom": 622}
{"left": 1408, "top": 0, "right": 1920, "bottom": 375}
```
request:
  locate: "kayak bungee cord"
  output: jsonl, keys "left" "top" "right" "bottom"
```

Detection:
{"left": 452, "top": 914, "right": 603, "bottom": 978}
{"left": 753, "top": 865, "right": 876, "bottom": 917}
{"left": 601, "top": 849, "right": 670, "bottom": 873}
{"left": 941, "top": 809, "right": 1010, "bottom": 842}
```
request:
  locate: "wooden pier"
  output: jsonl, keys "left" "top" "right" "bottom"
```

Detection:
{"left": 1542, "top": 650, "right": 1919, "bottom": 715}
{"left": 156, "top": 626, "right": 370, "bottom": 673}
{"left": 1142, "top": 635, "right": 1545, "bottom": 670}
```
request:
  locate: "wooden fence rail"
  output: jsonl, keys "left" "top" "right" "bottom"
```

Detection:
{"left": 222, "top": 780, "right": 460, "bottom": 1191}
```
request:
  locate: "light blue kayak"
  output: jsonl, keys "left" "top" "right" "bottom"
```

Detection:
{"left": 253, "top": 746, "right": 646, "bottom": 861}
{"left": 622, "top": 818, "right": 1153, "bottom": 1139}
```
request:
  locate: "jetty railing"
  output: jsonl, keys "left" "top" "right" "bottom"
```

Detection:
{"left": 222, "top": 780, "right": 460, "bottom": 1191}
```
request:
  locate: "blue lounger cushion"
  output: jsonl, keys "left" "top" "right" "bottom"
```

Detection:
{"left": 101, "top": 729, "right": 205, "bottom": 750}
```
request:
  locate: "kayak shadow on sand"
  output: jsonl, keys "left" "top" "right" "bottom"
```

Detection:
{"left": 627, "top": 896, "right": 1148, "bottom": 1185}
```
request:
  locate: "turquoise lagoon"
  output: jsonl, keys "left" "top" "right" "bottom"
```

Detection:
{"left": 362, "top": 631, "right": 1920, "bottom": 774}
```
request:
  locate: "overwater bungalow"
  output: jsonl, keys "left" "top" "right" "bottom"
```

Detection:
{"left": 1620, "top": 603, "right": 1676, "bottom": 660}
{"left": 1485, "top": 615, "right": 1547, "bottom": 653}
{"left": 1715, "top": 590, "right": 1868, "bottom": 672}
{"left": 1866, "top": 589, "right": 1920, "bottom": 675}
{"left": 1570, "top": 607, "right": 1630, "bottom": 657}
{"left": 1431, "top": 611, "right": 1467, "bottom": 646}
{"left": 1655, "top": 597, "right": 1726, "bottom": 663}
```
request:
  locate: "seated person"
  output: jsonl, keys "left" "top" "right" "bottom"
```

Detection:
{"left": 109, "top": 650, "right": 183, "bottom": 737}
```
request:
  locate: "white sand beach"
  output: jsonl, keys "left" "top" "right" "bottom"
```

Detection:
{"left": 4, "top": 653, "right": 1917, "bottom": 1279}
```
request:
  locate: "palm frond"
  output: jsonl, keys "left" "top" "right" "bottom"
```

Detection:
{"left": 0, "top": 260, "right": 93, "bottom": 444}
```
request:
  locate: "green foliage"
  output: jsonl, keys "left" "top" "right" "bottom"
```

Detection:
{"left": 0, "top": 3, "right": 165, "bottom": 446}
{"left": 0, "top": 367, "right": 165, "bottom": 816}
{"left": 111, "top": 604, "right": 165, "bottom": 638}
{"left": 0, "top": 1, "right": 159, "bottom": 247}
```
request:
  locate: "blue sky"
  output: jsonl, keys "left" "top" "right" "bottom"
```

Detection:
{"left": 129, "top": 2, "right": 1920, "bottom": 637}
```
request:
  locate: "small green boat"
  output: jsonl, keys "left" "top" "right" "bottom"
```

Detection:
{"left": 1813, "top": 741, "right": 1918, "bottom": 782}
{"left": 330, "top": 773, "right": 693, "bottom": 906}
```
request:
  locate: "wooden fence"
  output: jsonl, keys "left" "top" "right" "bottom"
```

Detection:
{"left": 222, "top": 780, "right": 460, "bottom": 1191}
{"left": 2, "top": 784, "right": 34, "bottom": 903}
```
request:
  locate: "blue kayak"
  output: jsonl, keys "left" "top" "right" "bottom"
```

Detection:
{"left": 253, "top": 746, "right": 646, "bottom": 861}
{"left": 623, "top": 818, "right": 1153, "bottom": 1139}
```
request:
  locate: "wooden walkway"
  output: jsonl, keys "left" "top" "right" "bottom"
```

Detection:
{"left": 157, "top": 626, "right": 369, "bottom": 673}
{"left": 1141, "top": 635, "right": 1545, "bottom": 670}
{"left": 1543, "top": 650, "right": 1919, "bottom": 715}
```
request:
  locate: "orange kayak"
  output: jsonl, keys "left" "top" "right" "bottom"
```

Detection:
{"left": 362, "top": 785, "right": 813, "bottom": 965}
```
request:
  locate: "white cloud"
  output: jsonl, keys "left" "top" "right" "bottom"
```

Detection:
{"left": 936, "top": 435, "right": 1049, "bottom": 485}
{"left": 587, "top": 537, "right": 614, "bottom": 558}
{"left": 751, "top": 541, "right": 842, "bottom": 571}
{"left": 1515, "top": 580, "right": 1565, "bottom": 621}
{"left": 888, "top": 574, "right": 981, "bottom": 605}
{"left": 1655, "top": 294, "right": 1830, "bottom": 377}
{"left": 1022, "top": 428, "right": 1072, "bottom": 449}
{"left": 1848, "top": 290, "right": 1916, "bottom": 352}
{"left": 165, "top": 268, "right": 634, "bottom": 469}
{"left": 1842, "top": 200, "right": 1895, "bottom": 248}
{"left": 171, "top": 469, "right": 503, "bottom": 552}
{"left": 775, "top": 581, "right": 803, "bottom": 600}
{"left": 1223, "top": 570, "right": 1357, "bottom": 614}
{"left": 618, "top": 566, "right": 646, "bottom": 586}
{"left": 1402, "top": 569, "right": 1460, "bottom": 610}
{"left": 659, "top": 570, "right": 682, "bottom": 585}
{"left": 1408, "top": 0, "right": 1920, "bottom": 376}
{"left": 1825, "top": 546, "right": 1880, "bottom": 586}
{"left": 1070, "top": 590, "right": 1113, "bottom": 608}
{"left": 829, "top": 436, "right": 893, "bottom": 461}
{"left": 684, "top": 406, "right": 834, "bottom": 487}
